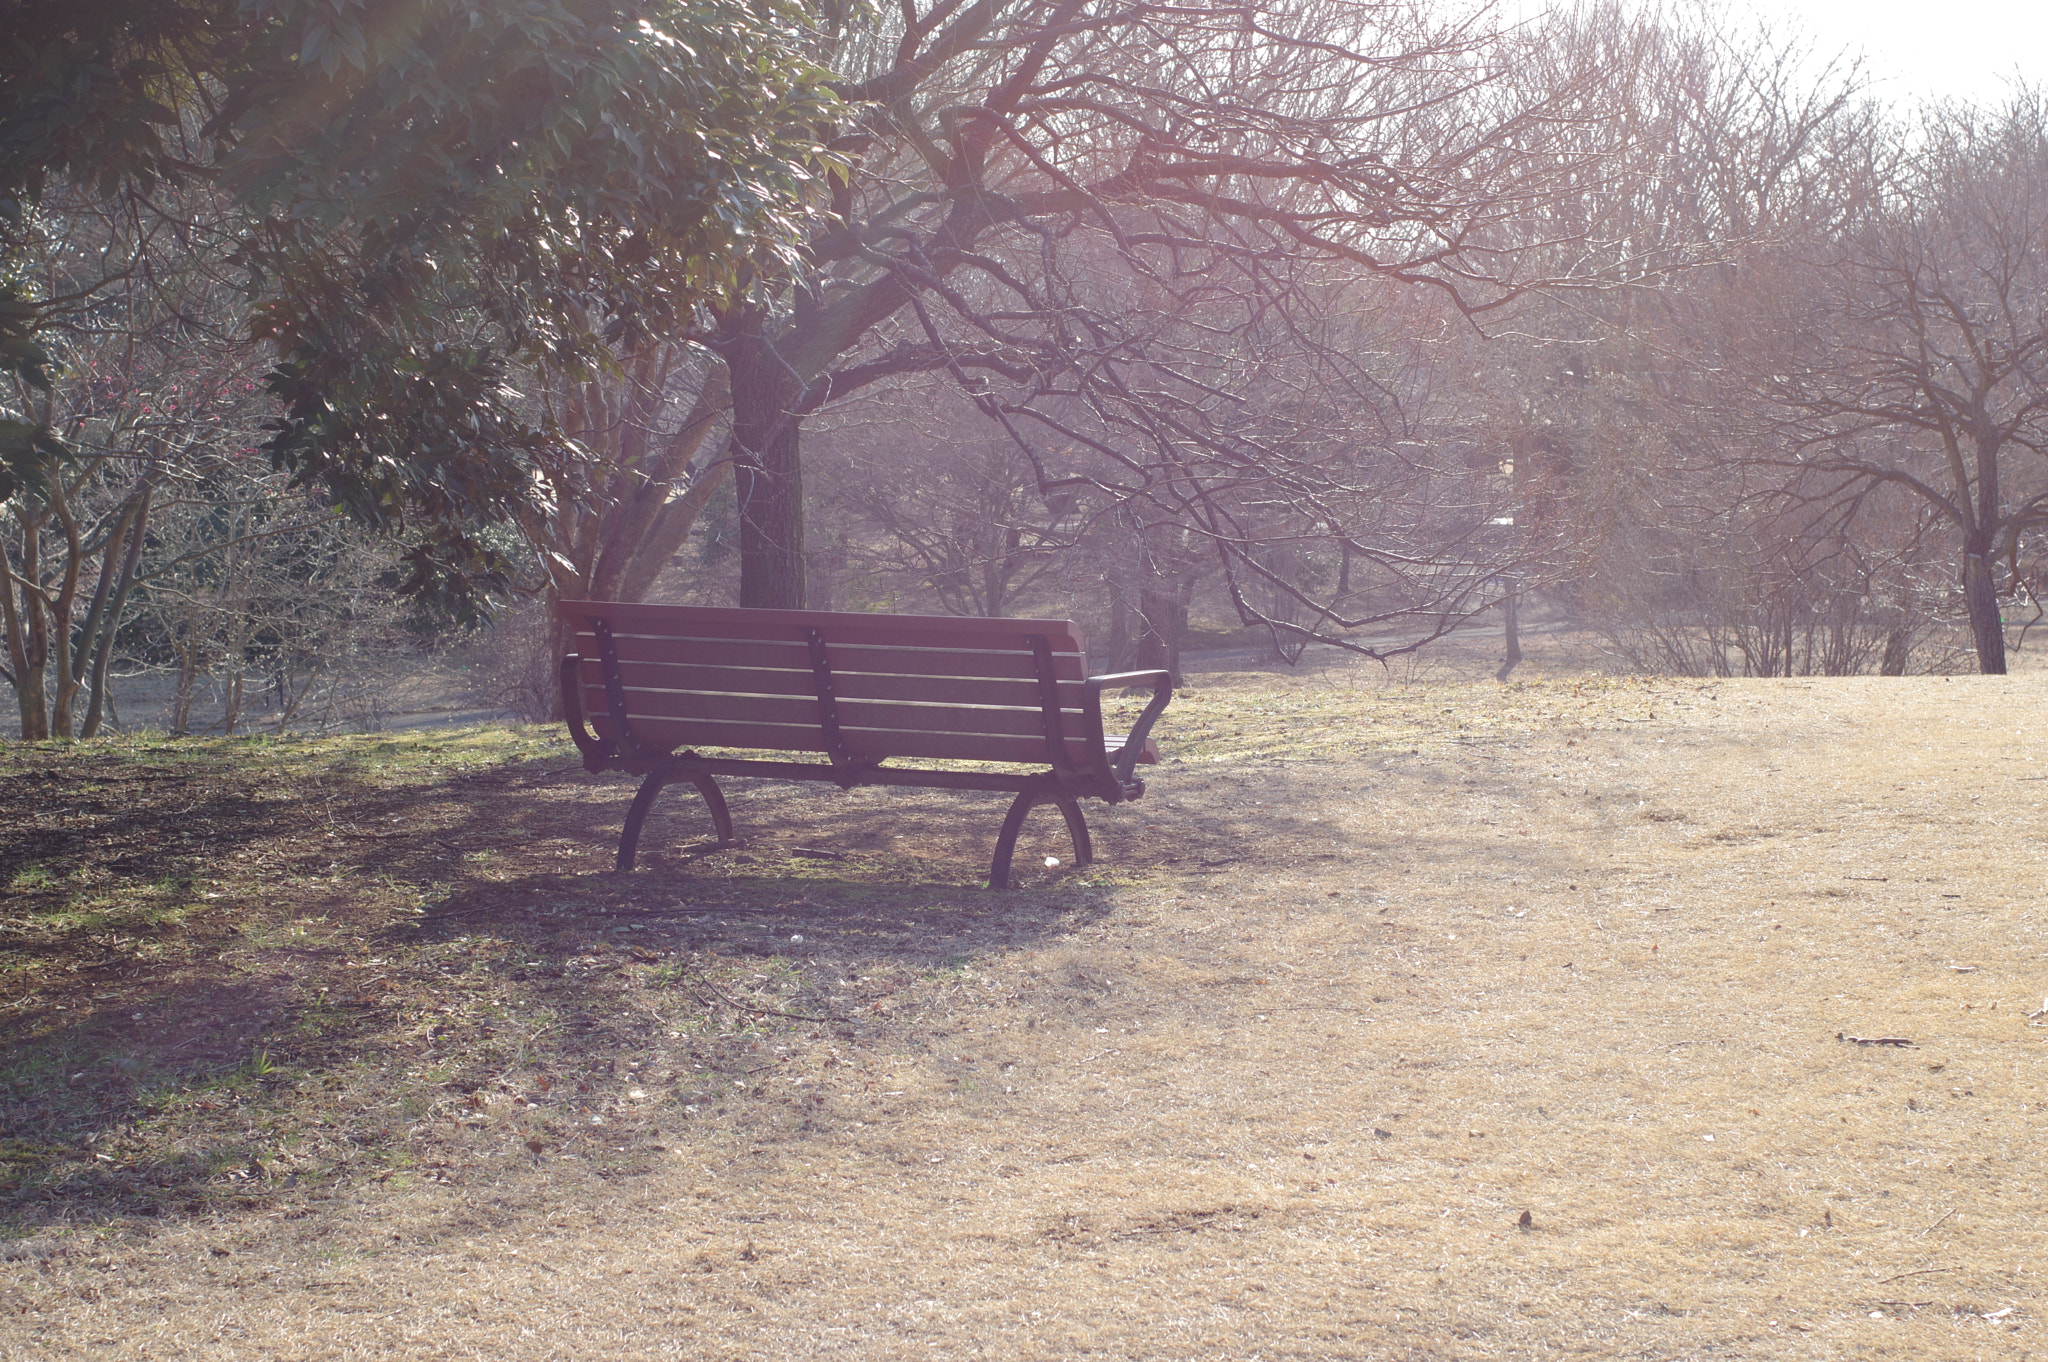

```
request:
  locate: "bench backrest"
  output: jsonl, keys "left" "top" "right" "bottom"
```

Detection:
{"left": 559, "top": 601, "right": 1098, "bottom": 767}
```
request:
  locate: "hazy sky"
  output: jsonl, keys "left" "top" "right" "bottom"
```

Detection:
{"left": 1489, "top": 1, "right": 2042, "bottom": 107}
{"left": 1772, "top": 0, "right": 2043, "bottom": 106}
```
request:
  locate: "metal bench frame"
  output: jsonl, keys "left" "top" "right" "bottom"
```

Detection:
{"left": 558, "top": 604, "right": 1173, "bottom": 888}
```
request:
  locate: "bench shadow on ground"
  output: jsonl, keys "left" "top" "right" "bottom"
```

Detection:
{"left": 0, "top": 755, "right": 1169, "bottom": 1230}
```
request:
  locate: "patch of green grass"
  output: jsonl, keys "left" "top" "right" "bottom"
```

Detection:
{"left": 9, "top": 863, "right": 55, "bottom": 892}
{"left": 38, "top": 900, "right": 210, "bottom": 937}
{"left": 0, "top": 1042, "right": 86, "bottom": 1096}
{"left": 0, "top": 952, "right": 46, "bottom": 980}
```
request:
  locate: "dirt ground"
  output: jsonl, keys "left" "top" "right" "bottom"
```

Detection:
{"left": 5, "top": 637, "right": 2048, "bottom": 1359}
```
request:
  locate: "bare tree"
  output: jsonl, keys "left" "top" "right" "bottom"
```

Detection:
{"left": 1584, "top": 451, "right": 1954, "bottom": 676}
{"left": 0, "top": 178, "right": 435, "bottom": 740}
{"left": 1445, "top": 3, "right": 1882, "bottom": 676}
{"left": 0, "top": 180, "right": 294, "bottom": 738}
{"left": 699, "top": 0, "right": 1656, "bottom": 649}
{"left": 1722, "top": 97, "right": 2048, "bottom": 674}
{"left": 127, "top": 470, "right": 416, "bottom": 736}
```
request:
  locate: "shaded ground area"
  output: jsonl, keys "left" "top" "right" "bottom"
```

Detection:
{"left": 0, "top": 726, "right": 1140, "bottom": 1226}
{"left": 4, "top": 657, "right": 2045, "bottom": 1357}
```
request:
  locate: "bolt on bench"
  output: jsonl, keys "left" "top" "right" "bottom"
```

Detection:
{"left": 557, "top": 602, "right": 1174, "bottom": 888}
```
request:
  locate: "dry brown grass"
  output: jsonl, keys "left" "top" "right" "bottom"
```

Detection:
{"left": 5, "top": 635, "right": 2048, "bottom": 1358}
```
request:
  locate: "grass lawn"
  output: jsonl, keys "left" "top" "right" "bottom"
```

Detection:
{"left": 3, "top": 646, "right": 2044, "bottom": 1357}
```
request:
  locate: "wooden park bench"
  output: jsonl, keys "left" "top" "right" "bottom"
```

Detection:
{"left": 557, "top": 602, "right": 1174, "bottom": 888}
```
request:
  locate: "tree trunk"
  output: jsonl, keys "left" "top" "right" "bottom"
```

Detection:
{"left": 13, "top": 517, "right": 50, "bottom": 740}
{"left": 16, "top": 604, "right": 48, "bottom": 739}
{"left": 1963, "top": 547, "right": 2007, "bottom": 674}
{"left": 1498, "top": 438, "right": 1531, "bottom": 683}
{"left": 1136, "top": 586, "right": 1187, "bottom": 685}
{"left": 72, "top": 501, "right": 136, "bottom": 728}
{"left": 170, "top": 623, "right": 200, "bottom": 736}
{"left": 1497, "top": 582, "right": 1523, "bottom": 682}
{"left": 1107, "top": 587, "right": 1137, "bottom": 671}
{"left": 222, "top": 664, "right": 244, "bottom": 736}
{"left": 1879, "top": 616, "right": 1911, "bottom": 675}
{"left": 80, "top": 488, "right": 151, "bottom": 739}
{"left": 44, "top": 487, "right": 86, "bottom": 739}
{"left": 0, "top": 530, "right": 43, "bottom": 740}
{"left": 726, "top": 342, "right": 808, "bottom": 610}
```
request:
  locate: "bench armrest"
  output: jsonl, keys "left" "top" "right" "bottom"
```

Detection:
{"left": 559, "top": 653, "right": 613, "bottom": 773}
{"left": 1083, "top": 669, "right": 1174, "bottom": 789}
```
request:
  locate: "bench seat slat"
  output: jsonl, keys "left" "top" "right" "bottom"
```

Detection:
{"left": 583, "top": 683, "right": 1084, "bottom": 741}
{"left": 827, "top": 696, "right": 1082, "bottom": 741}
{"left": 571, "top": 632, "right": 1088, "bottom": 683}
{"left": 591, "top": 715, "right": 1093, "bottom": 766}
{"left": 594, "top": 622, "right": 1084, "bottom": 654}
{"left": 580, "top": 657, "right": 1083, "bottom": 707}
{"left": 565, "top": 602, "right": 1086, "bottom": 653}
{"left": 579, "top": 658, "right": 814, "bottom": 698}
{"left": 583, "top": 689, "right": 817, "bottom": 729}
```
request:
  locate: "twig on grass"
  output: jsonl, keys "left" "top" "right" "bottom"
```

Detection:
{"left": 1915, "top": 1209, "right": 1956, "bottom": 1239}
{"left": 1837, "top": 1033, "right": 1916, "bottom": 1046}
{"left": 1878, "top": 1266, "right": 1957, "bottom": 1283}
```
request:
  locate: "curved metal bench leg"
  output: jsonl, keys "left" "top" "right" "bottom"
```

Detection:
{"left": 620, "top": 770, "right": 736, "bottom": 872}
{"left": 990, "top": 789, "right": 1041, "bottom": 890}
{"left": 1053, "top": 794, "right": 1093, "bottom": 867}
{"left": 618, "top": 772, "right": 669, "bottom": 873}
{"left": 686, "top": 772, "right": 735, "bottom": 843}
{"left": 990, "top": 789, "right": 1093, "bottom": 889}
